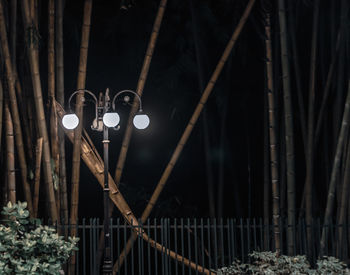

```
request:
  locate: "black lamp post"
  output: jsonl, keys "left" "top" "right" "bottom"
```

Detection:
{"left": 62, "top": 88, "right": 149, "bottom": 274}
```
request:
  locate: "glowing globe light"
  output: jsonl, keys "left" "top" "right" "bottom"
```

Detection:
{"left": 103, "top": 112, "right": 120, "bottom": 128}
{"left": 133, "top": 113, "right": 150, "bottom": 129}
{"left": 62, "top": 114, "right": 79, "bottom": 130}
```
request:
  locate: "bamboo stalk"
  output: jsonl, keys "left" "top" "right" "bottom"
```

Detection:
{"left": 0, "top": 0, "right": 33, "bottom": 215}
{"left": 263, "top": 88, "right": 270, "bottom": 251}
{"left": 14, "top": 71, "right": 33, "bottom": 162}
{"left": 56, "top": 0, "right": 68, "bottom": 227}
{"left": 113, "top": 0, "right": 255, "bottom": 271}
{"left": 278, "top": 0, "right": 296, "bottom": 256}
{"left": 305, "top": 0, "right": 320, "bottom": 260}
{"left": 55, "top": 101, "right": 213, "bottom": 274}
{"left": 114, "top": 0, "right": 168, "bottom": 185}
{"left": 48, "top": 0, "right": 60, "bottom": 223}
{"left": 21, "top": 0, "right": 57, "bottom": 222}
{"left": 5, "top": 101, "right": 16, "bottom": 204}
{"left": 263, "top": 6, "right": 280, "bottom": 255}
{"left": 142, "top": 0, "right": 255, "bottom": 225}
{"left": 287, "top": 1, "right": 306, "bottom": 153}
{"left": 33, "top": 137, "right": 43, "bottom": 218}
{"left": 69, "top": 1, "right": 92, "bottom": 272}
{"left": 265, "top": 4, "right": 282, "bottom": 255}
{"left": 0, "top": 79, "right": 3, "bottom": 152}
{"left": 10, "top": 0, "right": 17, "bottom": 68}
{"left": 337, "top": 136, "right": 350, "bottom": 259}
{"left": 70, "top": 0, "right": 92, "bottom": 219}
{"left": 314, "top": 30, "right": 342, "bottom": 143}
{"left": 320, "top": 79, "right": 350, "bottom": 257}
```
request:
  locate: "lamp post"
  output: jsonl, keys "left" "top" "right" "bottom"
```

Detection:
{"left": 62, "top": 88, "right": 149, "bottom": 274}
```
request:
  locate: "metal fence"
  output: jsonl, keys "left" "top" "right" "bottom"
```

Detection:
{"left": 58, "top": 218, "right": 349, "bottom": 275}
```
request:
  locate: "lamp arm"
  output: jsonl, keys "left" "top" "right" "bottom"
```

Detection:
{"left": 67, "top": 89, "right": 99, "bottom": 119}
{"left": 111, "top": 90, "right": 143, "bottom": 111}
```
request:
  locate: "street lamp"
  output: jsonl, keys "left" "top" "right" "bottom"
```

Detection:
{"left": 62, "top": 88, "right": 149, "bottom": 274}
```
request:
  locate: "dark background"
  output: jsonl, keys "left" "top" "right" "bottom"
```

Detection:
{"left": 32, "top": 0, "right": 338, "bottom": 219}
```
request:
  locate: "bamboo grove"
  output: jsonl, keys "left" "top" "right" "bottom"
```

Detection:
{"left": 0, "top": 0, "right": 349, "bottom": 273}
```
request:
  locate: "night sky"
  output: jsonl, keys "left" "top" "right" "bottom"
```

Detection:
{"left": 30, "top": 0, "right": 336, "bottom": 219}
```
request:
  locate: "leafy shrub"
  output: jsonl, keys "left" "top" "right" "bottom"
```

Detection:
{"left": 0, "top": 201, "right": 79, "bottom": 274}
{"left": 217, "top": 251, "right": 350, "bottom": 274}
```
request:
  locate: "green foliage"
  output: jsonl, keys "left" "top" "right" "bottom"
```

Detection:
{"left": 217, "top": 251, "right": 350, "bottom": 275}
{"left": 0, "top": 202, "right": 79, "bottom": 274}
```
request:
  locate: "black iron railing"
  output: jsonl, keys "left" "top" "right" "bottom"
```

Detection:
{"left": 55, "top": 218, "right": 349, "bottom": 275}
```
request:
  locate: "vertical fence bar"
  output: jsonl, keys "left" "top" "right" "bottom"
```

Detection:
{"left": 231, "top": 219, "right": 236, "bottom": 260}
{"left": 194, "top": 218, "right": 198, "bottom": 274}
{"left": 181, "top": 219, "right": 185, "bottom": 274}
{"left": 240, "top": 218, "right": 244, "bottom": 262}
{"left": 124, "top": 220, "right": 128, "bottom": 275}
{"left": 95, "top": 218, "right": 99, "bottom": 275}
{"left": 302, "top": 219, "right": 307, "bottom": 255}
{"left": 207, "top": 218, "right": 211, "bottom": 274}
{"left": 165, "top": 218, "right": 169, "bottom": 275}
{"left": 246, "top": 219, "right": 251, "bottom": 259}
{"left": 76, "top": 219, "right": 80, "bottom": 275}
{"left": 259, "top": 218, "right": 263, "bottom": 252}
{"left": 220, "top": 218, "right": 224, "bottom": 267}
{"left": 82, "top": 219, "right": 86, "bottom": 275}
{"left": 89, "top": 219, "right": 93, "bottom": 274}
{"left": 168, "top": 219, "right": 172, "bottom": 275}
{"left": 161, "top": 218, "right": 165, "bottom": 275}
{"left": 141, "top": 220, "right": 145, "bottom": 275}
{"left": 131, "top": 219, "right": 135, "bottom": 275}
{"left": 267, "top": 218, "right": 271, "bottom": 251}
{"left": 253, "top": 218, "right": 257, "bottom": 251}
{"left": 200, "top": 218, "right": 205, "bottom": 272}
{"left": 110, "top": 218, "right": 114, "bottom": 265}
{"left": 187, "top": 218, "right": 192, "bottom": 275}
{"left": 174, "top": 218, "right": 178, "bottom": 275}
{"left": 227, "top": 219, "right": 232, "bottom": 264}
{"left": 116, "top": 218, "right": 120, "bottom": 275}
{"left": 330, "top": 220, "right": 335, "bottom": 256}
{"left": 138, "top": 220, "right": 142, "bottom": 275}
{"left": 213, "top": 218, "right": 218, "bottom": 270}
{"left": 147, "top": 219, "right": 151, "bottom": 275}
{"left": 154, "top": 218, "right": 158, "bottom": 275}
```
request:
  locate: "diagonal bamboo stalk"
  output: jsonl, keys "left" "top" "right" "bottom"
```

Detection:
{"left": 320, "top": 79, "right": 350, "bottom": 257}
{"left": 113, "top": 0, "right": 256, "bottom": 271}
{"left": 21, "top": 0, "right": 57, "bottom": 221}
{"left": 5, "top": 101, "right": 16, "bottom": 204}
{"left": 0, "top": 0, "right": 33, "bottom": 215}
{"left": 141, "top": 0, "right": 255, "bottom": 232}
{"left": 55, "top": 101, "right": 214, "bottom": 274}
{"left": 263, "top": 5, "right": 281, "bottom": 255}
{"left": 33, "top": 137, "right": 43, "bottom": 218}
{"left": 114, "top": 0, "right": 167, "bottom": 185}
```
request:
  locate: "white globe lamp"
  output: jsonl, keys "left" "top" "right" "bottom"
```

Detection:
{"left": 103, "top": 112, "right": 120, "bottom": 128}
{"left": 62, "top": 114, "right": 79, "bottom": 130}
{"left": 133, "top": 113, "right": 150, "bottom": 129}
